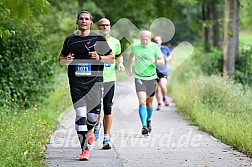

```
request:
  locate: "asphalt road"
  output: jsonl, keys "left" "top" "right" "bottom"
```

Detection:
{"left": 45, "top": 77, "right": 252, "bottom": 167}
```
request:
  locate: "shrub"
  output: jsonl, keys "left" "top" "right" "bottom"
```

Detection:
{"left": 0, "top": 29, "right": 54, "bottom": 109}
{"left": 192, "top": 46, "right": 223, "bottom": 75}
{"left": 235, "top": 45, "right": 252, "bottom": 85}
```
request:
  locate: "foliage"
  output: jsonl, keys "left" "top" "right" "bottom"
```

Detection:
{"left": 192, "top": 46, "right": 223, "bottom": 75}
{"left": 0, "top": 29, "right": 54, "bottom": 109}
{"left": 235, "top": 45, "right": 252, "bottom": 85}
{"left": 191, "top": 43, "right": 252, "bottom": 86}
{"left": 92, "top": 0, "right": 156, "bottom": 27}
{"left": 240, "top": 0, "right": 252, "bottom": 29}
{"left": 0, "top": 0, "right": 49, "bottom": 41}
{"left": 0, "top": 0, "right": 54, "bottom": 109}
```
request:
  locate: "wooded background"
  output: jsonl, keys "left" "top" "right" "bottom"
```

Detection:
{"left": 0, "top": 0, "right": 251, "bottom": 109}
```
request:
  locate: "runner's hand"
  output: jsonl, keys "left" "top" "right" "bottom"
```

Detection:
{"left": 60, "top": 53, "right": 74, "bottom": 65}
{"left": 66, "top": 53, "right": 75, "bottom": 63}
{"left": 149, "top": 57, "right": 156, "bottom": 64}
{"left": 127, "top": 68, "right": 133, "bottom": 76}
{"left": 118, "top": 62, "right": 125, "bottom": 72}
{"left": 89, "top": 51, "right": 100, "bottom": 60}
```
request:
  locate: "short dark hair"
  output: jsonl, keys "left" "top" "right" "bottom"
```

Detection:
{"left": 77, "top": 10, "right": 92, "bottom": 20}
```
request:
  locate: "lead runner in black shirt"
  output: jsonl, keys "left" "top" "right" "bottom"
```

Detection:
{"left": 59, "top": 11, "right": 114, "bottom": 161}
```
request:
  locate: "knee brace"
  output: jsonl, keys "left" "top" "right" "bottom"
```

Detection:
{"left": 75, "top": 106, "right": 87, "bottom": 131}
{"left": 86, "top": 112, "right": 98, "bottom": 126}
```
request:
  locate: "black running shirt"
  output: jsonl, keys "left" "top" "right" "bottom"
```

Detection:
{"left": 61, "top": 32, "right": 112, "bottom": 85}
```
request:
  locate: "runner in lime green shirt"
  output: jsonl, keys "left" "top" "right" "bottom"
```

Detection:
{"left": 103, "top": 36, "right": 122, "bottom": 82}
{"left": 128, "top": 30, "right": 164, "bottom": 135}
{"left": 130, "top": 42, "right": 161, "bottom": 80}
{"left": 94, "top": 18, "right": 125, "bottom": 149}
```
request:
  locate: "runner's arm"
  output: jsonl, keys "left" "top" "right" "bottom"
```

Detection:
{"left": 166, "top": 53, "right": 173, "bottom": 62}
{"left": 155, "top": 55, "right": 165, "bottom": 66}
{"left": 89, "top": 51, "right": 115, "bottom": 64}
{"left": 59, "top": 53, "right": 74, "bottom": 65}
{"left": 116, "top": 55, "right": 125, "bottom": 72}
{"left": 128, "top": 53, "right": 135, "bottom": 76}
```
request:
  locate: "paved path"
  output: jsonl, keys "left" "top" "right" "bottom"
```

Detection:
{"left": 45, "top": 77, "right": 252, "bottom": 167}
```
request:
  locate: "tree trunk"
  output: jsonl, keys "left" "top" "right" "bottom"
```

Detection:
{"left": 202, "top": 3, "right": 211, "bottom": 52}
{"left": 211, "top": 1, "right": 221, "bottom": 49}
{"left": 223, "top": 0, "right": 239, "bottom": 76}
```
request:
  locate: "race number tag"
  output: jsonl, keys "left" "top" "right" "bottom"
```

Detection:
{"left": 75, "top": 63, "right": 92, "bottom": 76}
{"left": 104, "top": 64, "right": 111, "bottom": 69}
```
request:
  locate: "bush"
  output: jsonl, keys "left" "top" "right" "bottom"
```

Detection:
{"left": 191, "top": 44, "right": 252, "bottom": 86}
{"left": 192, "top": 46, "right": 223, "bottom": 75}
{"left": 235, "top": 45, "right": 252, "bottom": 85}
{"left": 0, "top": 29, "right": 54, "bottom": 109}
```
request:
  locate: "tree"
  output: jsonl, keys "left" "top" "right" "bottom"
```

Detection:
{"left": 202, "top": 2, "right": 211, "bottom": 52}
{"left": 223, "top": 0, "right": 240, "bottom": 76}
{"left": 0, "top": 0, "right": 49, "bottom": 41}
{"left": 210, "top": 0, "right": 221, "bottom": 49}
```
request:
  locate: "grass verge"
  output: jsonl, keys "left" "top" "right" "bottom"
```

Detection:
{"left": 169, "top": 61, "right": 252, "bottom": 156}
{"left": 0, "top": 72, "right": 71, "bottom": 166}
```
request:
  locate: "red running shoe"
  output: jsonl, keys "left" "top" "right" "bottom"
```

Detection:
{"left": 80, "top": 150, "right": 89, "bottom": 161}
{"left": 156, "top": 103, "right": 162, "bottom": 110}
{"left": 87, "top": 131, "right": 94, "bottom": 145}
{"left": 163, "top": 99, "right": 169, "bottom": 106}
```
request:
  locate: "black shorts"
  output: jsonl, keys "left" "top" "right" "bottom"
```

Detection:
{"left": 135, "top": 78, "right": 157, "bottom": 97}
{"left": 156, "top": 73, "right": 168, "bottom": 82}
{"left": 70, "top": 82, "right": 103, "bottom": 114}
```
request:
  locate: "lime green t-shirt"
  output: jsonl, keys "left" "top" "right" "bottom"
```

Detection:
{"left": 103, "top": 36, "right": 121, "bottom": 82}
{"left": 130, "top": 42, "right": 162, "bottom": 80}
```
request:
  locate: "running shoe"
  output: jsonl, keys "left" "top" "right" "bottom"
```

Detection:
{"left": 79, "top": 150, "right": 89, "bottom": 161}
{"left": 147, "top": 120, "right": 152, "bottom": 133}
{"left": 141, "top": 126, "right": 149, "bottom": 135}
{"left": 156, "top": 103, "right": 162, "bottom": 110}
{"left": 163, "top": 99, "right": 169, "bottom": 106}
{"left": 102, "top": 137, "right": 111, "bottom": 149}
{"left": 87, "top": 131, "right": 94, "bottom": 145}
{"left": 94, "top": 122, "right": 102, "bottom": 141}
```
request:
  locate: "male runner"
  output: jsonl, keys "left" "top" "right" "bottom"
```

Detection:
{"left": 128, "top": 30, "right": 164, "bottom": 135}
{"left": 59, "top": 11, "right": 114, "bottom": 160}
{"left": 94, "top": 18, "right": 124, "bottom": 149}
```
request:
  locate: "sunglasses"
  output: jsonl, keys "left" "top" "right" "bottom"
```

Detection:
{"left": 98, "top": 24, "right": 110, "bottom": 27}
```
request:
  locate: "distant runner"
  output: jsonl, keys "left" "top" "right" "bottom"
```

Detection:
{"left": 128, "top": 30, "right": 164, "bottom": 135}
{"left": 154, "top": 36, "right": 173, "bottom": 110}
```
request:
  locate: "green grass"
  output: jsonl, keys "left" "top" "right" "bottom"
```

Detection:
{"left": 169, "top": 63, "right": 252, "bottom": 156}
{"left": 240, "top": 29, "right": 252, "bottom": 48}
{"left": 0, "top": 72, "right": 71, "bottom": 166}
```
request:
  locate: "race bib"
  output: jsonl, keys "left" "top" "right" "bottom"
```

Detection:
{"left": 104, "top": 64, "right": 111, "bottom": 69}
{"left": 75, "top": 63, "right": 91, "bottom": 76}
